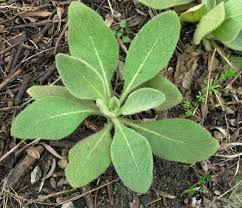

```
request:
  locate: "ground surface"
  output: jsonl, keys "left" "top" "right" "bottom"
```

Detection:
{"left": 0, "top": 0, "right": 241, "bottom": 208}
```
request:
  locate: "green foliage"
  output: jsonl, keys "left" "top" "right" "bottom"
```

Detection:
{"left": 120, "top": 88, "right": 165, "bottom": 115}
{"left": 193, "top": 2, "right": 225, "bottom": 45}
{"left": 184, "top": 174, "right": 212, "bottom": 196}
{"left": 196, "top": 91, "right": 206, "bottom": 103}
{"left": 137, "top": 0, "right": 194, "bottom": 10}
{"left": 144, "top": 74, "right": 183, "bottom": 111}
{"left": 180, "top": 0, "right": 242, "bottom": 51}
{"left": 220, "top": 68, "right": 237, "bottom": 81}
{"left": 116, "top": 20, "right": 130, "bottom": 43}
{"left": 11, "top": 2, "right": 219, "bottom": 193}
{"left": 204, "top": 78, "right": 220, "bottom": 95}
{"left": 183, "top": 100, "right": 194, "bottom": 117}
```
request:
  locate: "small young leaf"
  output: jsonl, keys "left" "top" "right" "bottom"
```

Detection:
{"left": 11, "top": 97, "right": 94, "bottom": 140}
{"left": 27, "top": 85, "right": 78, "bottom": 101}
{"left": 193, "top": 2, "right": 225, "bottom": 45}
{"left": 56, "top": 54, "right": 107, "bottom": 101}
{"left": 223, "top": 31, "right": 242, "bottom": 51}
{"left": 121, "top": 11, "right": 180, "bottom": 99}
{"left": 137, "top": 0, "right": 193, "bottom": 10}
{"left": 65, "top": 125, "right": 112, "bottom": 188}
{"left": 145, "top": 74, "right": 183, "bottom": 111}
{"left": 127, "top": 119, "right": 219, "bottom": 163}
{"left": 213, "top": 0, "right": 242, "bottom": 43}
{"left": 180, "top": 3, "right": 208, "bottom": 23}
{"left": 120, "top": 88, "right": 165, "bottom": 115}
{"left": 108, "top": 96, "right": 120, "bottom": 113}
{"left": 111, "top": 121, "right": 153, "bottom": 193}
{"left": 68, "top": 2, "right": 119, "bottom": 96}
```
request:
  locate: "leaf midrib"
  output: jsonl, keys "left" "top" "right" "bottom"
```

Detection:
{"left": 124, "top": 38, "right": 159, "bottom": 96}
{"left": 116, "top": 123, "right": 139, "bottom": 169}
{"left": 125, "top": 121, "right": 185, "bottom": 144}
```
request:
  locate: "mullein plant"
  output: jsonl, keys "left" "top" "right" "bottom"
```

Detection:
{"left": 11, "top": 2, "right": 219, "bottom": 193}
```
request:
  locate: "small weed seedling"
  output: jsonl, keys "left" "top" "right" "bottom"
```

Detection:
{"left": 11, "top": 2, "right": 219, "bottom": 193}
{"left": 220, "top": 68, "right": 237, "bottom": 81}
{"left": 180, "top": 0, "right": 242, "bottom": 51}
{"left": 115, "top": 20, "right": 131, "bottom": 43}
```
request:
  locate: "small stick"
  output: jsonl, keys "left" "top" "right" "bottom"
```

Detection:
{"left": 81, "top": 186, "right": 94, "bottom": 208}
{"left": 54, "top": 23, "right": 68, "bottom": 54}
{"left": 38, "top": 64, "right": 56, "bottom": 84}
{"left": 14, "top": 75, "right": 31, "bottom": 105}
{"left": 0, "top": 69, "right": 22, "bottom": 91}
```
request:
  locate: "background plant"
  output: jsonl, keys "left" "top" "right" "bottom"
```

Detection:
{"left": 11, "top": 2, "right": 219, "bottom": 193}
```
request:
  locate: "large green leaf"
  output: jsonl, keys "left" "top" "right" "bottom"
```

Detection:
{"left": 68, "top": 2, "right": 119, "bottom": 97}
{"left": 65, "top": 125, "right": 112, "bottom": 188}
{"left": 193, "top": 2, "right": 225, "bottom": 45}
{"left": 145, "top": 74, "right": 183, "bottom": 111}
{"left": 27, "top": 85, "right": 78, "bottom": 101}
{"left": 213, "top": 0, "right": 242, "bottom": 43}
{"left": 137, "top": 0, "right": 194, "bottom": 10}
{"left": 125, "top": 119, "right": 219, "bottom": 163}
{"left": 121, "top": 11, "right": 180, "bottom": 101}
{"left": 120, "top": 88, "right": 165, "bottom": 115}
{"left": 180, "top": 3, "right": 208, "bottom": 23}
{"left": 223, "top": 30, "right": 242, "bottom": 51}
{"left": 11, "top": 97, "right": 94, "bottom": 140}
{"left": 56, "top": 54, "right": 107, "bottom": 101}
{"left": 111, "top": 121, "right": 153, "bottom": 193}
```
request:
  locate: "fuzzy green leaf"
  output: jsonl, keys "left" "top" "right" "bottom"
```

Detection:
{"left": 65, "top": 125, "right": 112, "bottom": 188}
{"left": 68, "top": 2, "right": 119, "bottom": 97}
{"left": 121, "top": 11, "right": 180, "bottom": 99}
{"left": 145, "top": 74, "right": 183, "bottom": 111}
{"left": 223, "top": 30, "right": 242, "bottom": 51}
{"left": 111, "top": 121, "right": 153, "bottom": 193}
{"left": 27, "top": 85, "right": 78, "bottom": 101}
{"left": 127, "top": 119, "right": 219, "bottom": 163}
{"left": 193, "top": 2, "right": 225, "bottom": 45}
{"left": 137, "top": 0, "right": 194, "bottom": 10}
{"left": 213, "top": 0, "right": 242, "bottom": 43}
{"left": 56, "top": 54, "right": 107, "bottom": 101}
{"left": 11, "top": 97, "right": 94, "bottom": 140}
{"left": 180, "top": 3, "right": 208, "bottom": 23}
{"left": 120, "top": 88, "right": 165, "bottom": 115}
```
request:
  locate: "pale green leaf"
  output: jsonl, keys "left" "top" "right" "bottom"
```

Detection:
{"left": 223, "top": 30, "right": 242, "bottom": 51}
{"left": 121, "top": 11, "right": 180, "bottom": 100}
{"left": 120, "top": 88, "right": 165, "bottom": 115}
{"left": 137, "top": 0, "right": 193, "bottom": 10}
{"left": 193, "top": 2, "right": 225, "bottom": 45}
{"left": 126, "top": 119, "right": 219, "bottom": 163}
{"left": 213, "top": 0, "right": 242, "bottom": 43}
{"left": 111, "top": 121, "right": 153, "bottom": 193}
{"left": 145, "top": 74, "right": 183, "bottom": 111}
{"left": 180, "top": 3, "right": 208, "bottom": 23}
{"left": 11, "top": 97, "right": 94, "bottom": 140}
{"left": 27, "top": 85, "right": 78, "bottom": 101}
{"left": 65, "top": 125, "right": 112, "bottom": 188}
{"left": 68, "top": 2, "right": 119, "bottom": 97}
{"left": 56, "top": 53, "right": 107, "bottom": 101}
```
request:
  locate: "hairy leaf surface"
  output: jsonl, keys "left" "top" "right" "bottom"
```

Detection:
{"left": 127, "top": 119, "right": 219, "bottom": 163}
{"left": 122, "top": 11, "right": 180, "bottom": 99}
{"left": 11, "top": 97, "right": 94, "bottom": 139}
{"left": 193, "top": 2, "right": 225, "bottom": 44}
{"left": 65, "top": 126, "right": 112, "bottom": 188}
{"left": 145, "top": 74, "right": 183, "bottom": 111}
{"left": 120, "top": 88, "right": 165, "bottom": 115}
{"left": 111, "top": 122, "right": 153, "bottom": 193}
{"left": 223, "top": 30, "right": 242, "bottom": 51}
{"left": 213, "top": 0, "right": 242, "bottom": 43}
{"left": 137, "top": 0, "right": 193, "bottom": 10}
{"left": 68, "top": 2, "right": 119, "bottom": 96}
{"left": 180, "top": 3, "right": 208, "bottom": 23}
{"left": 56, "top": 54, "right": 107, "bottom": 101}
